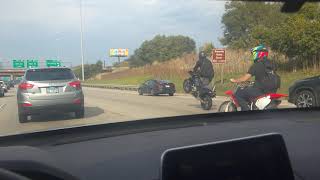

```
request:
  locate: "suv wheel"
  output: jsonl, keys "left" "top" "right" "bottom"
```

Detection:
{"left": 295, "top": 90, "right": 316, "bottom": 108}
{"left": 18, "top": 114, "right": 28, "bottom": 123}
{"left": 75, "top": 108, "right": 85, "bottom": 119}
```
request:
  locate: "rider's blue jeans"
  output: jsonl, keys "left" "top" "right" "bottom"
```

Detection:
{"left": 235, "top": 86, "right": 263, "bottom": 111}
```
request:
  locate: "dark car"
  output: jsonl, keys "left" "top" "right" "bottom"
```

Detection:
{"left": 0, "top": 81, "right": 5, "bottom": 97}
{"left": 138, "top": 80, "right": 175, "bottom": 96}
{"left": 4, "top": 81, "right": 10, "bottom": 90}
{"left": 8, "top": 80, "right": 15, "bottom": 88}
{"left": 288, "top": 75, "right": 320, "bottom": 108}
{"left": 14, "top": 79, "right": 22, "bottom": 85}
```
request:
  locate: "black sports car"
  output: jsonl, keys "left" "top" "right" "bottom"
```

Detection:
{"left": 138, "top": 80, "right": 175, "bottom": 96}
{"left": 288, "top": 75, "right": 320, "bottom": 108}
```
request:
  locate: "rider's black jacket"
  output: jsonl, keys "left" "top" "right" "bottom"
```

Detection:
{"left": 193, "top": 57, "right": 214, "bottom": 80}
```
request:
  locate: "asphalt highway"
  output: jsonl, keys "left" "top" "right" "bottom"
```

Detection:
{"left": 0, "top": 87, "right": 295, "bottom": 136}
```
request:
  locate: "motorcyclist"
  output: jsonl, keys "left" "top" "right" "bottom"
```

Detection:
{"left": 230, "top": 44, "right": 275, "bottom": 111}
{"left": 193, "top": 51, "right": 214, "bottom": 90}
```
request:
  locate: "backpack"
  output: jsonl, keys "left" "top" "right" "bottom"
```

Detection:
{"left": 200, "top": 58, "right": 214, "bottom": 81}
{"left": 261, "top": 61, "right": 281, "bottom": 93}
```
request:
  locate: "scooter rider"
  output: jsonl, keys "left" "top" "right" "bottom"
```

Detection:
{"left": 230, "top": 44, "right": 275, "bottom": 111}
{"left": 193, "top": 51, "right": 214, "bottom": 90}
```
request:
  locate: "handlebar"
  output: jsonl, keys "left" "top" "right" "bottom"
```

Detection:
{"left": 188, "top": 70, "right": 198, "bottom": 75}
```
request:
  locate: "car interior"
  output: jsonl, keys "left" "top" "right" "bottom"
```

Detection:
{"left": 0, "top": 0, "right": 319, "bottom": 180}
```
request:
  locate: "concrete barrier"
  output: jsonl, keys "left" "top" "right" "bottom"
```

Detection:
{"left": 82, "top": 83, "right": 139, "bottom": 91}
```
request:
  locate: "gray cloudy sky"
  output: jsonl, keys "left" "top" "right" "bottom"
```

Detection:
{"left": 0, "top": 0, "right": 226, "bottom": 66}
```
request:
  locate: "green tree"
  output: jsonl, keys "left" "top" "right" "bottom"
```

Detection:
{"left": 129, "top": 35, "right": 196, "bottom": 67}
{"left": 200, "top": 42, "right": 215, "bottom": 57}
{"left": 73, "top": 60, "right": 104, "bottom": 80}
{"left": 220, "top": 2, "right": 320, "bottom": 70}
{"left": 220, "top": 2, "right": 285, "bottom": 49}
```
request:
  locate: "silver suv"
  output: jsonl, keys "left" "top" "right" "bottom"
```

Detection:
{"left": 17, "top": 68, "right": 84, "bottom": 123}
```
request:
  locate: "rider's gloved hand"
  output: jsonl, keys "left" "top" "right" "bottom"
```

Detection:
{"left": 230, "top": 78, "right": 237, "bottom": 83}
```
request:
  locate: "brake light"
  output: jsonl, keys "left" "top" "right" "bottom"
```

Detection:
{"left": 22, "top": 102, "right": 32, "bottom": 107}
{"left": 73, "top": 98, "right": 82, "bottom": 104}
{"left": 69, "top": 81, "right": 81, "bottom": 90}
{"left": 18, "top": 83, "right": 34, "bottom": 90}
{"left": 269, "top": 93, "right": 288, "bottom": 99}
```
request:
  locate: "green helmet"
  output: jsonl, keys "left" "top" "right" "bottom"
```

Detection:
{"left": 250, "top": 45, "right": 269, "bottom": 62}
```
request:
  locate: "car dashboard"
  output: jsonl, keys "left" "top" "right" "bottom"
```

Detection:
{"left": 0, "top": 109, "right": 319, "bottom": 180}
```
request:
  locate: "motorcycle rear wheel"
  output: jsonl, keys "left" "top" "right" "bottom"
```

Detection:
{"left": 201, "top": 95, "right": 212, "bottom": 110}
{"left": 218, "top": 101, "right": 237, "bottom": 112}
{"left": 183, "top": 79, "right": 192, "bottom": 93}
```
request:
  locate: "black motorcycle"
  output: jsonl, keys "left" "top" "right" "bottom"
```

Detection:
{"left": 183, "top": 71, "right": 216, "bottom": 110}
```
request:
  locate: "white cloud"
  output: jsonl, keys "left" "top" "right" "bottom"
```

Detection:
{"left": 0, "top": 0, "right": 227, "bottom": 64}
{"left": 0, "top": 0, "right": 100, "bottom": 31}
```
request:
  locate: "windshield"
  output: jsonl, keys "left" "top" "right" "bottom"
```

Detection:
{"left": 0, "top": 1, "right": 319, "bottom": 136}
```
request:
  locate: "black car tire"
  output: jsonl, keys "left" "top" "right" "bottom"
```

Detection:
{"left": 75, "top": 108, "right": 85, "bottom": 119}
{"left": 295, "top": 90, "right": 316, "bottom": 108}
{"left": 138, "top": 88, "right": 143, "bottom": 95}
{"left": 18, "top": 114, "right": 28, "bottom": 123}
{"left": 169, "top": 93, "right": 174, "bottom": 96}
{"left": 151, "top": 89, "right": 157, "bottom": 96}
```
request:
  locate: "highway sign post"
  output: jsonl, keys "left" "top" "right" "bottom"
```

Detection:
{"left": 211, "top": 49, "right": 226, "bottom": 84}
{"left": 12, "top": 60, "right": 25, "bottom": 69}
{"left": 46, "top": 60, "right": 61, "bottom": 67}
{"left": 27, "top": 60, "right": 39, "bottom": 68}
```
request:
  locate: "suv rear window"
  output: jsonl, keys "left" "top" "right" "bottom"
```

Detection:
{"left": 26, "top": 68, "right": 75, "bottom": 81}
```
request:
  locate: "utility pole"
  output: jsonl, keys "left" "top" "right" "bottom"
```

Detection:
{"left": 80, "top": 0, "right": 85, "bottom": 81}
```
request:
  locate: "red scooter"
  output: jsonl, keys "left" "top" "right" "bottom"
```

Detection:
{"left": 218, "top": 82, "right": 288, "bottom": 112}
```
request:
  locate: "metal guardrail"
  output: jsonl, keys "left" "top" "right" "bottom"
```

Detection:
{"left": 82, "top": 83, "right": 139, "bottom": 91}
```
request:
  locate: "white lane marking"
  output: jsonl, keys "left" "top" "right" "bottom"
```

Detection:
{"left": 0, "top": 103, "right": 7, "bottom": 112}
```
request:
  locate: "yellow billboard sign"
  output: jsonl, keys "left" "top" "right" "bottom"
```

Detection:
{"left": 109, "top": 48, "right": 129, "bottom": 57}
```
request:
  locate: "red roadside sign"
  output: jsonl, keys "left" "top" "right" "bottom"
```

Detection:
{"left": 211, "top": 49, "right": 226, "bottom": 64}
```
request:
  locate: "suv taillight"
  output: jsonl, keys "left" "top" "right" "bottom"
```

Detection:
{"left": 18, "top": 83, "right": 34, "bottom": 90}
{"left": 69, "top": 81, "right": 81, "bottom": 90}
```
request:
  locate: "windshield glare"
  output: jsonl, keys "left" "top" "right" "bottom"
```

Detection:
{"left": 0, "top": 1, "right": 319, "bottom": 136}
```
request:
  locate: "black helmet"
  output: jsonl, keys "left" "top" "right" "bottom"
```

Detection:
{"left": 199, "top": 51, "right": 206, "bottom": 59}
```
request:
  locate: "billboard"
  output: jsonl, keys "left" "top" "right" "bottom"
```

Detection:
{"left": 109, "top": 48, "right": 129, "bottom": 57}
